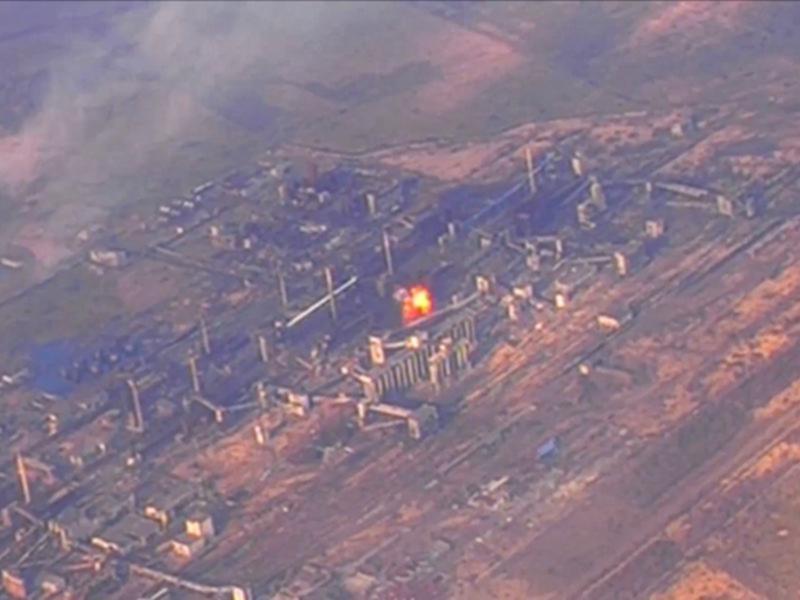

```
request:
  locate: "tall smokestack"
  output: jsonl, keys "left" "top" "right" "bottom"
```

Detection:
{"left": 199, "top": 317, "right": 211, "bottom": 355}
{"left": 15, "top": 453, "right": 31, "bottom": 505}
{"left": 257, "top": 335, "right": 269, "bottom": 363}
{"left": 324, "top": 267, "right": 338, "bottom": 322}
{"left": 571, "top": 153, "right": 584, "bottom": 178}
{"left": 382, "top": 229, "right": 394, "bottom": 276}
{"left": 525, "top": 146, "right": 537, "bottom": 196}
{"left": 613, "top": 252, "right": 628, "bottom": 277}
{"left": 126, "top": 378, "right": 145, "bottom": 433}
{"left": 255, "top": 381, "right": 269, "bottom": 410}
{"left": 188, "top": 355, "right": 201, "bottom": 393}
{"left": 277, "top": 269, "right": 288, "bottom": 309}
{"left": 365, "top": 193, "right": 377, "bottom": 217}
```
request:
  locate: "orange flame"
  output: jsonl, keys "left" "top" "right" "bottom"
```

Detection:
{"left": 402, "top": 285, "right": 434, "bottom": 324}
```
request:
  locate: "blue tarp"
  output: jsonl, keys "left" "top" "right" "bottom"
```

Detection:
{"left": 29, "top": 339, "right": 78, "bottom": 396}
{"left": 537, "top": 437, "right": 560, "bottom": 461}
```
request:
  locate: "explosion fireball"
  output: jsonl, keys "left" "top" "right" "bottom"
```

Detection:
{"left": 400, "top": 284, "right": 434, "bottom": 325}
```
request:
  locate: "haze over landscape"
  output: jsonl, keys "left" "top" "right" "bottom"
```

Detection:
{"left": 3, "top": 0, "right": 799, "bottom": 269}
{"left": 4, "top": 2, "right": 800, "bottom": 599}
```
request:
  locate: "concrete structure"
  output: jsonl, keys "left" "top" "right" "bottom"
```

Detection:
{"left": 529, "top": 236, "right": 564, "bottom": 261}
{"left": 367, "top": 310, "right": 477, "bottom": 400}
{"left": 588, "top": 177, "right": 607, "bottom": 210}
{"left": 200, "top": 318, "right": 212, "bottom": 355}
{"left": 171, "top": 533, "right": 206, "bottom": 558}
{"left": 597, "top": 314, "right": 622, "bottom": 331}
{"left": 50, "top": 491, "right": 134, "bottom": 545}
{"left": 382, "top": 228, "right": 394, "bottom": 275}
{"left": 277, "top": 269, "right": 289, "bottom": 308}
{"left": 475, "top": 275, "right": 492, "bottom": 295}
{"left": 36, "top": 573, "right": 66, "bottom": 596}
{"left": 717, "top": 194, "right": 734, "bottom": 217}
{"left": 91, "top": 513, "right": 160, "bottom": 554}
{"left": 324, "top": 267, "right": 338, "bottom": 322}
{"left": 505, "top": 297, "right": 519, "bottom": 321}
{"left": 361, "top": 402, "right": 439, "bottom": 440}
{"left": 525, "top": 146, "right": 538, "bottom": 195}
{"left": 655, "top": 181, "right": 710, "bottom": 200}
{"left": 185, "top": 508, "right": 215, "bottom": 539}
{"left": 0, "top": 257, "right": 23, "bottom": 270}
{"left": 139, "top": 477, "right": 197, "bottom": 527}
{"left": 89, "top": 249, "right": 129, "bottom": 268}
{"left": 365, "top": 193, "right": 377, "bottom": 216}
{"left": 2, "top": 568, "right": 29, "bottom": 599}
{"left": 2, "top": 368, "right": 30, "bottom": 387}
{"left": 15, "top": 452, "right": 31, "bottom": 505}
{"left": 577, "top": 202, "right": 594, "bottom": 229}
{"left": 407, "top": 405, "right": 439, "bottom": 440}
{"left": 188, "top": 355, "right": 201, "bottom": 394}
{"left": 257, "top": 335, "right": 270, "bottom": 363}
{"left": 369, "top": 336, "right": 386, "bottom": 366}
{"left": 571, "top": 153, "right": 584, "bottom": 177}
{"left": 193, "top": 395, "right": 225, "bottom": 424}
{"left": 645, "top": 219, "right": 665, "bottom": 239}
{"left": 127, "top": 378, "right": 145, "bottom": 433}
{"left": 613, "top": 252, "right": 628, "bottom": 277}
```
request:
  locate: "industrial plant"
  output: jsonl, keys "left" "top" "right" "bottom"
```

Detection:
{"left": 2, "top": 84, "right": 800, "bottom": 598}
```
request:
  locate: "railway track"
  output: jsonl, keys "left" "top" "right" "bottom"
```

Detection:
{"left": 436, "top": 196, "right": 800, "bottom": 594}
{"left": 577, "top": 392, "right": 800, "bottom": 599}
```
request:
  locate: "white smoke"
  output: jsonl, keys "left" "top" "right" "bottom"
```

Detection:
{"left": 0, "top": 1, "right": 356, "bottom": 262}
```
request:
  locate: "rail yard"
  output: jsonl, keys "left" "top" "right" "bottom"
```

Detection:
{"left": 3, "top": 93, "right": 800, "bottom": 600}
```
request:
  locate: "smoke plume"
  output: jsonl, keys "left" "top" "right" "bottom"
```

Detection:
{"left": 0, "top": 1, "right": 357, "bottom": 262}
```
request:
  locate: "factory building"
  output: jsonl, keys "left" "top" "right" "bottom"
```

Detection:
{"left": 364, "top": 308, "right": 479, "bottom": 401}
